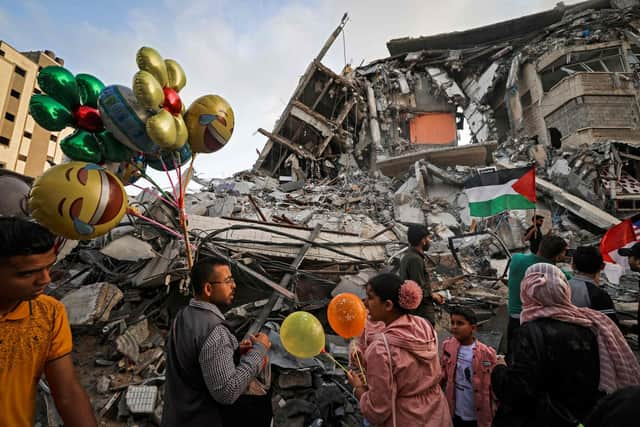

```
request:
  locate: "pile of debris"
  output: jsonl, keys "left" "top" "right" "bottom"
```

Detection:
{"left": 31, "top": 159, "right": 519, "bottom": 426}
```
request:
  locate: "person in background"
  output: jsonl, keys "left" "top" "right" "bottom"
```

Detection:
{"left": 506, "top": 235, "right": 568, "bottom": 359}
{"left": 346, "top": 273, "right": 451, "bottom": 427}
{"left": 569, "top": 246, "right": 620, "bottom": 327}
{"left": 441, "top": 307, "right": 497, "bottom": 427}
{"left": 617, "top": 242, "right": 640, "bottom": 333}
{"left": 523, "top": 215, "right": 546, "bottom": 254}
{"left": 492, "top": 263, "right": 640, "bottom": 427}
{"left": 398, "top": 224, "right": 445, "bottom": 326}
{"left": 161, "top": 257, "right": 271, "bottom": 427}
{"left": 0, "top": 217, "right": 97, "bottom": 427}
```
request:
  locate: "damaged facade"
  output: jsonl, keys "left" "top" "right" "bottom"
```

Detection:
{"left": 256, "top": 0, "right": 640, "bottom": 218}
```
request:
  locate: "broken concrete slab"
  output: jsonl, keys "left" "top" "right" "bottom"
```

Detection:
{"left": 279, "top": 180, "right": 306, "bottom": 193}
{"left": 377, "top": 142, "right": 497, "bottom": 177}
{"left": 100, "top": 235, "right": 156, "bottom": 262}
{"left": 394, "top": 204, "right": 425, "bottom": 225}
{"left": 189, "top": 215, "right": 392, "bottom": 263}
{"left": 61, "top": 283, "right": 123, "bottom": 326}
{"left": 206, "top": 195, "right": 237, "bottom": 217}
{"left": 115, "top": 319, "right": 150, "bottom": 363}
{"left": 427, "top": 212, "right": 460, "bottom": 229}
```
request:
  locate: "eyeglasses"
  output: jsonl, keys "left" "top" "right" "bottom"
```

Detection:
{"left": 210, "top": 277, "right": 235, "bottom": 285}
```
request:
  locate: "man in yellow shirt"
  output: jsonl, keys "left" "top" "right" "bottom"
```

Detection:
{"left": 0, "top": 217, "right": 97, "bottom": 427}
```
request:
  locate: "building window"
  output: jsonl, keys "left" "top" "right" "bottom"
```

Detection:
{"left": 0, "top": 136, "right": 10, "bottom": 146}
{"left": 0, "top": 49, "right": 5, "bottom": 56}
{"left": 24, "top": 131, "right": 32, "bottom": 139}
{"left": 18, "top": 154, "right": 27, "bottom": 162}
{"left": 33, "top": 88, "right": 42, "bottom": 94}
{"left": 14, "top": 66, "right": 26, "bottom": 77}
{"left": 4, "top": 112, "right": 15, "bottom": 122}
{"left": 50, "top": 134, "right": 58, "bottom": 142}
{"left": 10, "top": 90, "right": 20, "bottom": 99}
{"left": 0, "top": 162, "right": 5, "bottom": 168}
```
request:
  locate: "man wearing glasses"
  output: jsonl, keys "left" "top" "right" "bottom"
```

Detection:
{"left": 161, "top": 257, "right": 271, "bottom": 426}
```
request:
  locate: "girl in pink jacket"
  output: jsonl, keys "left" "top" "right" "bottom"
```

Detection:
{"left": 347, "top": 273, "right": 452, "bottom": 427}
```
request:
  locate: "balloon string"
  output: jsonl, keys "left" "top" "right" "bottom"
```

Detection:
{"left": 322, "top": 352, "right": 349, "bottom": 375}
{"left": 132, "top": 164, "right": 175, "bottom": 204}
{"left": 354, "top": 351, "right": 367, "bottom": 385}
{"left": 180, "top": 153, "right": 196, "bottom": 269}
{"left": 131, "top": 184, "right": 178, "bottom": 209}
{"left": 160, "top": 156, "right": 178, "bottom": 202}
{"left": 128, "top": 208, "right": 197, "bottom": 251}
{"left": 174, "top": 155, "right": 183, "bottom": 206}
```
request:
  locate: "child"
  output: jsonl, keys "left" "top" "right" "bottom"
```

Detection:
{"left": 347, "top": 273, "right": 451, "bottom": 427}
{"left": 441, "top": 307, "right": 497, "bottom": 427}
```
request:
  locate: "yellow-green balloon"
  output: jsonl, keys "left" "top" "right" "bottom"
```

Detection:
{"left": 280, "top": 311, "right": 325, "bottom": 359}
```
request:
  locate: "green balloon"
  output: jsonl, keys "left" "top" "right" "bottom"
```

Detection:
{"left": 98, "top": 131, "right": 133, "bottom": 162}
{"left": 37, "top": 66, "right": 79, "bottom": 111}
{"left": 60, "top": 130, "right": 102, "bottom": 162}
{"left": 29, "top": 94, "right": 73, "bottom": 131}
{"left": 76, "top": 74, "right": 105, "bottom": 108}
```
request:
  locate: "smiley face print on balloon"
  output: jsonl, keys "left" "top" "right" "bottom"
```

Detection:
{"left": 29, "top": 162, "right": 128, "bottom": 240}
{"left": 184, "top": 95, "right": 235, "bottom": 153}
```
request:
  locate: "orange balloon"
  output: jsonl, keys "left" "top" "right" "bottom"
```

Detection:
{"left": 327, "top": 293, "right": 367, "bottom": 339}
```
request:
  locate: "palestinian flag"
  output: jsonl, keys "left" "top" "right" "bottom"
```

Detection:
{"left": 464, "top": 166, "right": 536, "bottom": 217}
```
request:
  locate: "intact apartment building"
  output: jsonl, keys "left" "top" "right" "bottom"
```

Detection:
{"left": 0, "top": 41, "right": 70, "bottom": 177}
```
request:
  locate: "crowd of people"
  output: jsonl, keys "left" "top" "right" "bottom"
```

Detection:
{"left": 1, "top": 217, "right": 640, "bottom": 427}
{"left": 346, "top": 224, "right": 640, "bottom": 427}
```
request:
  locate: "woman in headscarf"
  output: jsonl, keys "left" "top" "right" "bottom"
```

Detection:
{"left": 346, "top": 273, "right": 451, "bottom": 427}
{"left": 491, "top": 263, "right": 640, "bottom": 427}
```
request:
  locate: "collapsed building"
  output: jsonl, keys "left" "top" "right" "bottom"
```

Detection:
{"left": 256, "top": 0, "right": 640, "bottom": 220}
{"left": 18, "top": 1, "right": 640, "bottom": 426}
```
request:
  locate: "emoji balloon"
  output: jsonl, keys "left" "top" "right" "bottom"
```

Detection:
{"left": 29, "top": 162, "right": 128, "bottom": 240}
{"left": 280, "top": 311, "right": 325, "bottom": 359}
{"left": 184, "top": 95, "right": 235, "bottom": 153}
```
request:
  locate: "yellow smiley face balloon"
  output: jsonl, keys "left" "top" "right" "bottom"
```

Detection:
{"left": 184, "top": 95, "right": 235, "bottom": 153}
{"left": 29, "top": 162, "right": 128, "bottom": 240}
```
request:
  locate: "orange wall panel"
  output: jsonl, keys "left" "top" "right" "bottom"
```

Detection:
{"left": 409, "top": 113, "right": 457, "bottom": 145}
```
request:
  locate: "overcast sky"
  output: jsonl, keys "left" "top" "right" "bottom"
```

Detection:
{"left": 0, "top": 0, "right": 580, "bottom": 186}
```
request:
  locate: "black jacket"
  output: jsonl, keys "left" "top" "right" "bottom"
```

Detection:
{"left": 492, "top": 318, "right": 604, "bottom": 426}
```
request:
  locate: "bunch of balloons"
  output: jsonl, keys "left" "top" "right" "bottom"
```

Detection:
{"left": 27, "top": 46, "right": 237, "bottom": 241}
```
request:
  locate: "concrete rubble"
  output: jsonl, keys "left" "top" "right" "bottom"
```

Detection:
{"left": 25, "top": 1, "right": 640, "bottom": 425}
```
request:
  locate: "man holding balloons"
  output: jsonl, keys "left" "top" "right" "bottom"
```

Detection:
{"left": 161, "top": 257, "right": 271, "bottom": 427}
